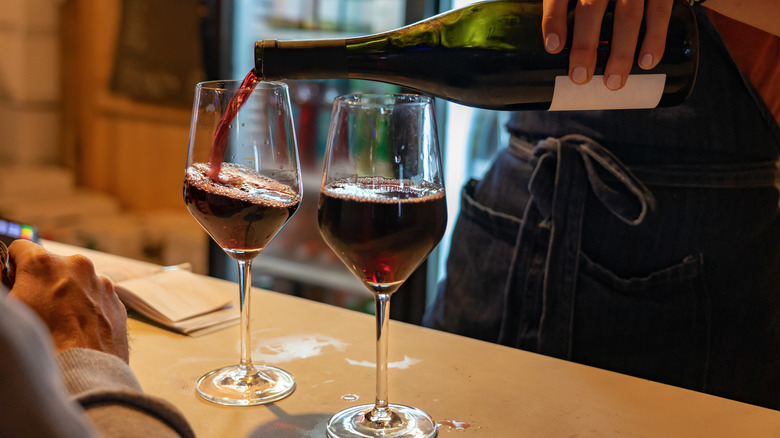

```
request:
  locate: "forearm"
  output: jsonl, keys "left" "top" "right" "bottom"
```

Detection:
{"left": 704, "top": 0, "right": 780, "bottom": 36}
{"left": 57, "top": 348, "right": 194, "bottom": 438}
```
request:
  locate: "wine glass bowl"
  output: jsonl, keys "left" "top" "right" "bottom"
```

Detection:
{"left": 318, "top": 175, "right": 446, "bottom": 294}
{"left": 185, "top": 162, "right": 301, "bottom": 260}
{"left": 318, "top": 93, "right": 446, "bottom": 438}
{"left": 183, "top": 78, "right": 301, "bottom": 406}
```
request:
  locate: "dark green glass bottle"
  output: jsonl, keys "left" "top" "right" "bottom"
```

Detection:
{"left": 255, "top": 0, "right": 698, "bottom": 111}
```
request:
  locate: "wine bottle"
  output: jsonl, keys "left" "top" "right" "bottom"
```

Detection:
{"left": 255, "top": 0, "right": 698, "bottom": 111}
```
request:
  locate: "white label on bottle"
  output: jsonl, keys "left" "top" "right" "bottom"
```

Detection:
{"left": 549, "top": 74, "right": 666, "bottom": 111}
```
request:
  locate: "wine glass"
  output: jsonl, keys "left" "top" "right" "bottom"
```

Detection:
{"left": 318, "top": 94, "right": 446, "bottom": 438}
{"left": 183, "top": 77, "right": 301, "bottom": 406}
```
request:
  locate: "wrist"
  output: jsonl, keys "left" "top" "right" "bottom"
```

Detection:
{"left": 52, "top": 334, "right": 130, "bottom": 364}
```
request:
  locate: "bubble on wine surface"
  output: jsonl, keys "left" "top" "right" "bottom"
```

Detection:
{"left": 323, "top": 176, "right": 443, "bottom": 204}
{"left": 186, "top": 162, "right": 300, "bottom": 208}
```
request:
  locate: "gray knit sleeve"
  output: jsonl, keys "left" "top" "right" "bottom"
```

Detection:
{"left": 58, "top": 348, "right": 195, "bottom": 438}
{"left": 0, "top": 297, "right": 99, "bottom": 438}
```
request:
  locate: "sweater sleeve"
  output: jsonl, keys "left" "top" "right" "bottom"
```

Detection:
{"left": 0, "top": 297, "right": 100, "bottom": 438}
{"left": 57, "top": 348, "right": 195, "bottom": 438}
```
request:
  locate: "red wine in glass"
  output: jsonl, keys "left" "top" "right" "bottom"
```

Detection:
{"left": 185, "top": 162, "right": 301, "bottom": 260}
{"left": 318, "top": 177, "right": 446, "bottom": 293}
{"left": 191, "top": 69, "right": 301, "bottom": 258}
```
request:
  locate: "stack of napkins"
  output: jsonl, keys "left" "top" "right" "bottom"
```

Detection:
{"left": 115, "top": 268, "right": 239, "bottom": 335}
{"left": 41, "top": 240, "right": 239, "bottom": 336}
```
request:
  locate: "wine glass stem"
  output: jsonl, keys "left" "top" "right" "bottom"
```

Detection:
{"left": 237, "top": 259, "right": 253, "bottom": 368}
{"left": 372, "top": 292, "right": 392, "bottom": 420}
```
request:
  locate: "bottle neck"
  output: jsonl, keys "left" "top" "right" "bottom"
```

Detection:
{"left": 255, "top": 39, "right": 349, "bottom": 81}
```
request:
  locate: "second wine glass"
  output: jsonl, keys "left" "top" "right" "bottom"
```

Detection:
{"left": 183, "top": 78, "right": 301, "bottom": 406}
{"left": 318, "top": 93, "right": 446, "bottom": 438}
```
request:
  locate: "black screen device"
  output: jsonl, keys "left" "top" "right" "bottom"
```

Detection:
{"left": 0, "top": 218, "right": 40, "bottom": 247}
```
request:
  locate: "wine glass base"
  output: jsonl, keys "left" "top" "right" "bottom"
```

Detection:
{"left": 196, "top": 364, "right": 295, "bottom": 406}
{"left": 326, "top": 403, "right": 438, "bottom": 438}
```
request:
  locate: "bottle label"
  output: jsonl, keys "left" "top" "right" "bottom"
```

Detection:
{"left": 549, "top": 74, "right": 666, "bottom": 111}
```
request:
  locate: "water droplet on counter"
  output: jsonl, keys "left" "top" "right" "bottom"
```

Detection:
{"left": 344, "top": 355, "right": 421, "bottom": 369}
{"left": 437, "top": 420, "right": 471, "bottom": 431}
{"left": 341, "top": 394, "right": 359, "bottom": 402}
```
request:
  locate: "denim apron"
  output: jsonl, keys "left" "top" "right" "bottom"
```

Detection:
{"left": 424, "top": 6, "right": 780, "bottom": 410}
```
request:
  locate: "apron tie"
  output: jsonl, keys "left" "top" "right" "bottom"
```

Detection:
{"left": 529, "top": 135, "right": 656, "bottom": 225}
{"left": 498, "top": 134, "right": 654, "bottom": 358}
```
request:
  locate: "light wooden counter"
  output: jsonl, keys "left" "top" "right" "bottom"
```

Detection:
{"left": 44, "top": 241, "right": 780, "bottom": 437}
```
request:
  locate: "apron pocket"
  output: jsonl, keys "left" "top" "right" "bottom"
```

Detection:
{"left": 572, "top": 252, "right": 711, "bottom": 390}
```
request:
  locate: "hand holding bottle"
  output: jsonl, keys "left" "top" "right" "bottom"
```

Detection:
{"left": 255, "top": 0, "right": 697, "bottom": 110}
{"left": 543, "top": 0, "right": 675, "bottom": 90}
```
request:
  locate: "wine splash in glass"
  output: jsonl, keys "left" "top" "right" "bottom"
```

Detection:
{"left": 318, "top": 94, "right": 446, "bottom": 438}
{"left": 183, "top": 74, "right": 301, "bottom": 406}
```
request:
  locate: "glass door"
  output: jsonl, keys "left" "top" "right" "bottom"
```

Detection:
{"left": 209, "top": 0, "right": 447, "bottom": 322}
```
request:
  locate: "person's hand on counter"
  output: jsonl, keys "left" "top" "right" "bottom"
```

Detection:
{"left": 7, "top": 239, "right": 130, "bottom": 362}
{"left": 1, "top": 239, "right": 195, "bottom": 437}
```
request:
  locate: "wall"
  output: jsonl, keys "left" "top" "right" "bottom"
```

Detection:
{"left": 62, "top": 0, "right": 197, "bottom": 211}
{"left": 0, "top": 0, "right": 62, "bottom": 165}
{"left": 0, "top": 0, "right": 209, "bottom": 274}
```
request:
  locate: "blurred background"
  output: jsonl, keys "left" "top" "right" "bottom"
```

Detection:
{"left": 0, "top": 0, "right": 513, "bottom": 323}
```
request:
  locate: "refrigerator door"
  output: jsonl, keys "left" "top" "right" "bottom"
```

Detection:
{"left": 216, "top": 0, "right": 452, "bottom": 321}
